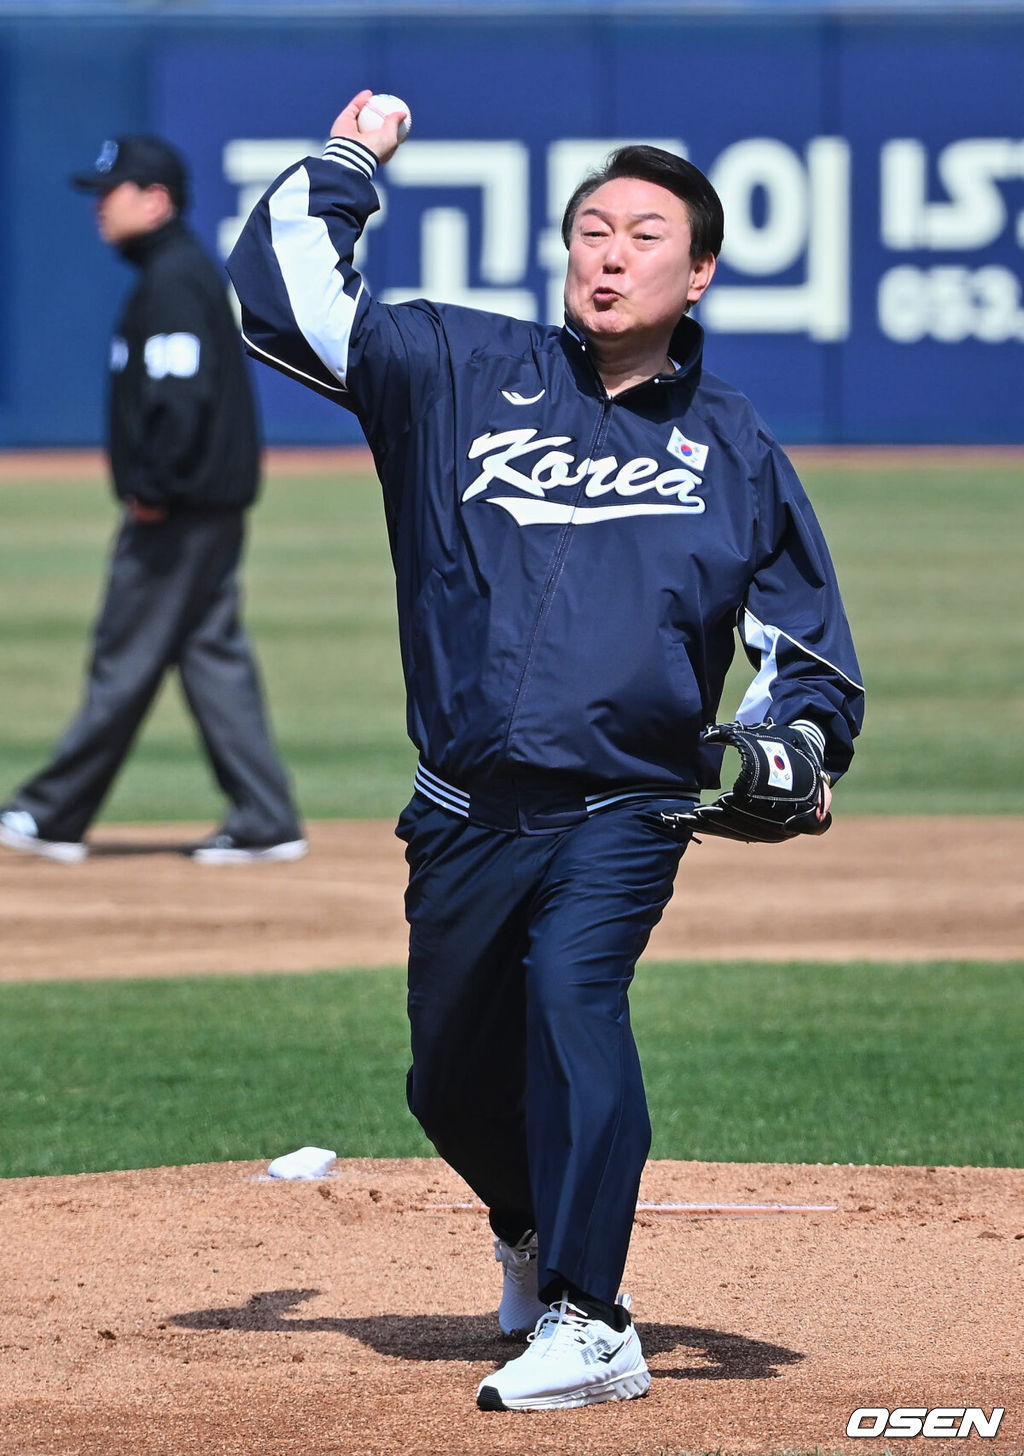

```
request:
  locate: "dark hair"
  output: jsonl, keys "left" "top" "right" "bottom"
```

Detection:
{"left": 560, "top": 145, "right": 724, "bottom": 260}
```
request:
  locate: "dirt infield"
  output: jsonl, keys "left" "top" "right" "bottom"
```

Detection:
{"left": 1, "top": 815, "right": 1022, "bottom": 981}
{"left": 2, "top": 816, "right": 1022, "bottom": 1453}
{"left": 2, "top": 443, "right": 1024, "bottom": 485}
{"left": 3, "top": 1157, "right": 1022, "bottom": 1455}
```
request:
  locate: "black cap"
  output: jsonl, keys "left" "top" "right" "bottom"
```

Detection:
{"left": 71, "top": 136, "right": 189, "bottom": 212}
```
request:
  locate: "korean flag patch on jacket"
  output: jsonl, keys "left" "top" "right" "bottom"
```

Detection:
{"left": 667, "top": 428, "right": 709, "bottom": 472}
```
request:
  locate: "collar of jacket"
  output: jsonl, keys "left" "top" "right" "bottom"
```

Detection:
{"left": 117, "top": 215, "right": 189, "bottom": 268}
{"left": 561, "top": 311, "right": 705, "bottom": 398}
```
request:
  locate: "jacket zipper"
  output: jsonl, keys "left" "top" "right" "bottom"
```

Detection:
{"left": 500, "top": 379, "right": 614, "bottom": 763}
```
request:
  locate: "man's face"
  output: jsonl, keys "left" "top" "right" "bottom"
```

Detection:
{"left": 94, "top": 181, "right": 171, "bottom": 245}
{"left": 564, "top": 176, "right": 715, "bottom": 347}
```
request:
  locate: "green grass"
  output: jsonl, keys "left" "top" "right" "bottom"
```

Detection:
{"left": 635, "top": 959, "right": 1024, "bottom": 1167}
{"left": 0, "top": 466, "right": 414, "bottom": 822}
{"left": 765, "top": 461, "right": 1024, "bottom": 813}
{"left": 1, "top": 959, "right": 1021, "bottom": 1179}
{"left": 0, "top": 455, "right": 1022, "bottom": 820}
{"left": 0, "top": 967, "right": 427, "bottom": 1178}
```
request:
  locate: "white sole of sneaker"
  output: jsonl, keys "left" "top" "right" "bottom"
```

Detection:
{"left": 0, "top": 825, "right": 87, "bottom": 864}
{"left": 477, "top": 1365, "right": 651, "bottom": 1411}
{"left": 190, "top": 839, "right": 309, "bottom": 866}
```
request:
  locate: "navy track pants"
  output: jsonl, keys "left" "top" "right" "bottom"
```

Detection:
{"left": 397, "top": 792, "right": 689, "bottom": 1305}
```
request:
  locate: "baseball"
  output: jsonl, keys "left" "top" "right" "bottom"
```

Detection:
{"left": 357, "top": 93, "right": 411, "bottom": 142}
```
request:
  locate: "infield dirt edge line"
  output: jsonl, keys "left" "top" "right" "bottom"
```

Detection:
{"left": 2, "top": 443, "right": 1024, "bottom": 483}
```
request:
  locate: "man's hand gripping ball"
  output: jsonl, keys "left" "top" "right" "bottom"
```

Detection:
{"left": 657, "top": 721, "right": 833, "bottom": 845}
{"left": 331, "top": 90, "right": 411, "bottom": 165}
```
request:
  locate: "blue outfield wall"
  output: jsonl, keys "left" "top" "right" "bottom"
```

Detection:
{"left": 0, "top": 8, "right": 1022, "bottom": 445}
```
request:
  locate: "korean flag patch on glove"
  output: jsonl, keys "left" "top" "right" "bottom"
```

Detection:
{"left": 657, "top": 721, "right": 833, "bottom": 845}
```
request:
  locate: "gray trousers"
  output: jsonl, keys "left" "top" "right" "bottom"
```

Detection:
{"left": 11, "top": 509, "right": 302, "bottom": 845}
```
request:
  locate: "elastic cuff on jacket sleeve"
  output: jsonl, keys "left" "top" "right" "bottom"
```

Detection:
{"left": 790, "top": 718, "right": 827, "bottom": 763}
{"left": 322, "top": 137, "right": 378, "bottom": 179}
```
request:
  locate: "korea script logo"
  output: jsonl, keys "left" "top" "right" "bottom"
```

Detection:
{"left": 463, "top": 427, "right": 709, "bottom": 526}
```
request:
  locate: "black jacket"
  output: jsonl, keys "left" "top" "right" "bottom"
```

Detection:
{"left": 108, "top": 218, "right": 260, "bottom": 511}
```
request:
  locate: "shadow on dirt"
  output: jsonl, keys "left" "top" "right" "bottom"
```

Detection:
{"left": 169, "top": 1288, "right": 803, "bottom": 1380}
{"left": 86, "top": 840, "right": 200, "bottom": 857}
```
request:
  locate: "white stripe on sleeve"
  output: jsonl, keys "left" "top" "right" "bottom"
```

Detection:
{"left": 268, "top": 165, "right": 364, "bottom": 387}
{"left": 736, "top": 606, "right": 865, "bottom": 728}
{"left": 735, "top": 609, "right": 781, "bottom": 724}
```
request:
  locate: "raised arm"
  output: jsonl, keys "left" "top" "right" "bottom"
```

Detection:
{"left": 225, "top": 92, "right": 446, "bottom": 446}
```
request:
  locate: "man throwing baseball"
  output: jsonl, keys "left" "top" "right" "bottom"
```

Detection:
{"left": 227, "top": 91, "right": 864, "bottom": 1412}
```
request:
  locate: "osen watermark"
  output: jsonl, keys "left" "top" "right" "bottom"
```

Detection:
{"left": 846, "top": 1408, "right": 1005, "bottom": 1439}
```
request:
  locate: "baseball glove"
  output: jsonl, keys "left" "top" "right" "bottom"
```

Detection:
{"left": 656, "top": 721, "right": 833, "bottom": 844}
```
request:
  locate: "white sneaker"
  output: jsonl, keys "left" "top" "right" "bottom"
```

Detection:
{"left": 190, "top": 833, "right": 308, "bottom": 865}
{"left": 0, "top": 810, "right": 87, "bottom": 864}
{"left": 495, "top": 1231, "right": 548, "bottom": 1337}
{"left": 476, "top": 1295, "right": 651, "bottom": 1411}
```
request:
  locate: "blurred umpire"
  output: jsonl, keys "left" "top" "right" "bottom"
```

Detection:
{"left": 0, "top": 136, "right": 305, "bottom": 865}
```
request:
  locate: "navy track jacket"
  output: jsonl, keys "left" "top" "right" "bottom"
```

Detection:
{"left": 227, "top": 138, "right": 864, "bottom": 797}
